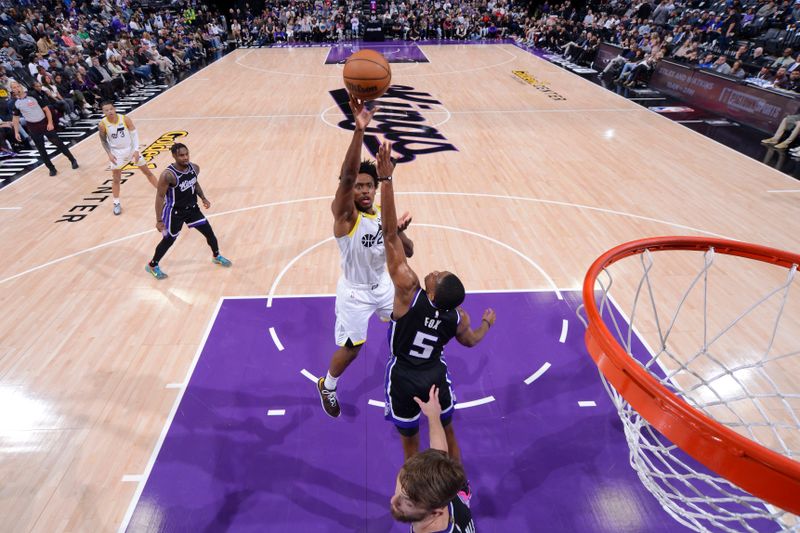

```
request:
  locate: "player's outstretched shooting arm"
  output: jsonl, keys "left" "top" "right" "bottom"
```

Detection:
{"left": 332, "top": 95, "right": 376, "bottom": 236}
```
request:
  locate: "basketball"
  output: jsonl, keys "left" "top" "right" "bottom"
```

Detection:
{"left": 343, "top": 49, "right": 391, "bottom": 101}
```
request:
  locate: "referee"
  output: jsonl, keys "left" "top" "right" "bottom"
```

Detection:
{"left": 10, "top": 81, "right": 78, "bottom": 176}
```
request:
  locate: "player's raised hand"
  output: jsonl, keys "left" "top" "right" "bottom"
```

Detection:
{"left": 377, "top": 140, "right": 395, "bottom": 179}
{"left": 398, "top": 211, "right": 413, "bottom": 232}
{"left": 349, "top": 93, "right": 377, "bottom": 131}
{"left": 414, "top": 384, "right": 442, "bottom": 420}
{"left": 482, "top": 308, "right": 496, "bottom": 328}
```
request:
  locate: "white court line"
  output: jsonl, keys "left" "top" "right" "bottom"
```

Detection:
{"left": 529, "top": 44, "right": 800, "bottom": 189}
{"left": 0, "top": 191, "right": 732, "bottom": 287}
{"left": 300, "top": 369, "right": 318, "bottom": 383}
{"left": 121, "top": 474, "right": 142, "bottom": 483}
{"left": 578, "top": 401, "right": 597, "bottom": 407}
{"left": 559, "top": 319, "right": 569, "bottom": 343}
{"left": 164, "top": 383, "right": 184, "bottom": 389}
{"left": 409, "top": 192, "right": 730, "bottom": 239}
{"left": 266, "top": 237, "right": 335, "bottom": 308}
{"left": 446, "top": 108, "right": 641, "bottom": 115}
{"left": 269, "top": 327, "right": 285, "bottom": 351}
{"left": 227, "top": 288, "right": 581, "bottom": 299}
{"left": 418, "top": 223, "right": 563, "bottom": 300}
{"left": 264, "top": 223, "right": 562, "bottom": 306}
{"left": 236, "top": 43, "right": 517, "bottom": 78}
{"left": 767, "top": 189, "right": 800, "bottom": 193}
{"left": 417, "top": 44, "right": 432, "bottom": 64}
{"left": 455, "top": 396, "right": 495, "bottom": 409}
{"left": 368, "top": 399, "right": 385, "bottom": 408}
{"left": 0, "top": 207, "right": 22, "bottom": 210}
{"left": 143, "top": 106, "right": 640, "bottom": 126}
{"left": 524, "top": 362, "right": 551, "bottom": 385}
{"left": 0, "top": 195, "right": 329, "bottom": 286}
{"left": 267, "top": 409, "right": 286, "bottom": 416}
{"left": 135, "top": 113, "right": 320, "bottom": 121}
{"left": 118, "top": 297, "right": 224, "bottom": 533}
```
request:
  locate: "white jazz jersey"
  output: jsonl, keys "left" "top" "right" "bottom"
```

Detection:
{"left": 336, "top": 207, "right": 386, "bottom": 285}
{"left": 102, "top": 114, "right": 132, "bottom": 151}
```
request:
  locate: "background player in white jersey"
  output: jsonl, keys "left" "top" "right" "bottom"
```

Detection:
{"left": 316, "top": 95, "right": 414, "bottom": 418}
{"left": 378, "top": 140, "right": 496, "bottom": 462}
{"left": 98, "top": 101, "right": 158, "bottom": 216}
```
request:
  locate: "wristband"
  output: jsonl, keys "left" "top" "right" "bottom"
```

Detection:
{"left": 378, "top": 175, "right": 392, "bottom": 182}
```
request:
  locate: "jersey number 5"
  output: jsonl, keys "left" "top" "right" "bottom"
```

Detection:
{"left": 409, "top": 331, "right": 438, "bottom": 359}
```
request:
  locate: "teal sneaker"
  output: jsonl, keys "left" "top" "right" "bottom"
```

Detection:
{"left": 212, "top": 254, "right": 232, "bottom": 267}
{"left": 145, "top": 264, "right": 168, "bottom": 280}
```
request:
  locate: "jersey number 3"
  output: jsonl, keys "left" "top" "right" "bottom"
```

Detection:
{"left": 409, "top": 331, "right": 438, "bottom": 359}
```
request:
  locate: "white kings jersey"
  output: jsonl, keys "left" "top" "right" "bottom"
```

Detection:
{"left": 102, "top": 114, "right": 132, "bottom": 151}
{"left": 337, "top": 207, "right": 386, "bottom": 285}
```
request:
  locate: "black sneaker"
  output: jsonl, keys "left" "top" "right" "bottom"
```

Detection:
{"left": 317, "top": 377, "right": 340, "bottom": 418}
{"left": 71, "top": 160, "right": 79, "bottom": 169}
{"left": 48, "top": 168, "right": 57, "bottom": 176}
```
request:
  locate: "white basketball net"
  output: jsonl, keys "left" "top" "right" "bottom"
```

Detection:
{"left": 582, "top": 246, "right": 800, "bottom": 532}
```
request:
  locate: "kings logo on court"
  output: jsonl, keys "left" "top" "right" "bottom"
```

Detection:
{"left": 329, "top": 86, "right": 457, "bottom": 163}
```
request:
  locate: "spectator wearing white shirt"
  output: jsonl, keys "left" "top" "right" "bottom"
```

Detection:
{"left": 712, "top": 55, "right": 732, "bottom": 75}
{"left": 105, "top": 42, "right": 122, "bottom": 61}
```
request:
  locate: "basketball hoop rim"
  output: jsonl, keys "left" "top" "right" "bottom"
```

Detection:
{"left": 582, "top": 236, "right": 800, "bottom": 515}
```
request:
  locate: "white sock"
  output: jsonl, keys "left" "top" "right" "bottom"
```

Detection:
{"left": 324, "top": 371, "right": 338, "bottom": 391}
{"left": 113, "top": 198, "right": 120, "bottom": 205}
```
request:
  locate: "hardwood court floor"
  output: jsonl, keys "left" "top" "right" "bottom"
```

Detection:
{"left": 0, "top": 44, "right": 798, "bottom": 531}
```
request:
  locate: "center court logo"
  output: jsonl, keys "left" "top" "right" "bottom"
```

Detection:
{"left": 56, "top": 130, "right": 188, "bottom": 223}
{"left": 329, "top": 85, "right": 457, "bottom": 163}
{"left": 512, "top": 70, "right": 567, "bottom": 101}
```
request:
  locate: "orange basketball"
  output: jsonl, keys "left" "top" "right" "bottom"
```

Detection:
{"left": 343, "top": 49, "right": 391, "bottom": 101}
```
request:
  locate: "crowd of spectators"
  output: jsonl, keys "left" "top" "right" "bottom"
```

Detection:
{"left": 226, "top": 0, "right": 529, "bottom": 45}
{"left": 8, "top": 0, "right": 800, "bottom": 162}
{"left": 516, "top": 0, "right": 800, "bottom": 92}
{"left": 0, "top": 0, "right": 230, "bottom": 159}
{"left": 0, "top": 0, "right": 534, "bottom": 160}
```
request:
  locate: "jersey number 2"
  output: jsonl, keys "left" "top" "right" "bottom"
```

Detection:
{"left": 409, "top": 332, "right": 438, "bottom": 359}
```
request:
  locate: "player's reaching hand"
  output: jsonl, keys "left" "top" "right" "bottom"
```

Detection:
{"left": 455, "top": 306, "right": 496, "bottom": 347}
{"left": 414, "top": 384, "right": 448, "bottom": 453}
{"left": 398, "top": 211, "right": 412, "bottom": 232}
{"left": 202, "top": 198, "right": 211, "bottom": 209}
{"left": 414, "top": 384, "right": 442, "bottom": 420}
{"left": 377, "top": 140, "right": 395, "bottom": 178}
{"left": 482, "top": 308, "right": 496, "bottom": 329}
{"left": 108, "top": 153, "right": 117, "bottom": 164}
{"left": 349, "top": 93, "right": 377, "bottom": 131}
